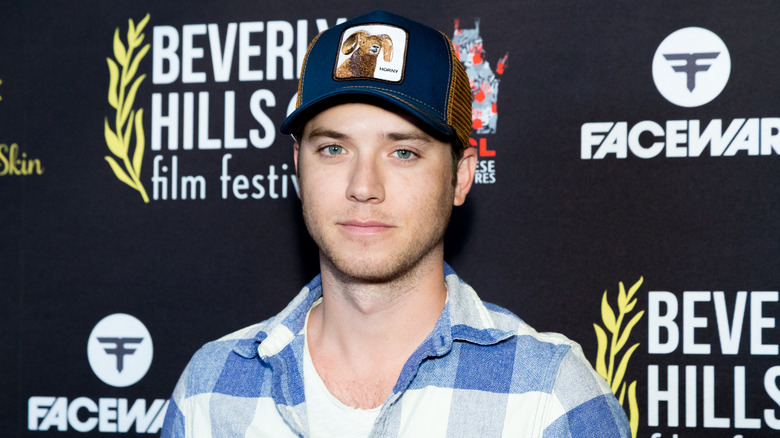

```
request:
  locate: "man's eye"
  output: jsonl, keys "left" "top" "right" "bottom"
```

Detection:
{"left": 392, "top": 149, "right": 415, "bottom": 160}
{"left": 324, "top": 145, "right": 344, "bottom": 155}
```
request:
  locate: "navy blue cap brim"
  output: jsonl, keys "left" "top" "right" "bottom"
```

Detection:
{"left": 280, "top": 88, "right": 457, "bottom": 142}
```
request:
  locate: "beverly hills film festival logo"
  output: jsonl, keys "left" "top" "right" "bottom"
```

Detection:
{"left": 592, "top": 280, "right": 780, "bottom": 436}
{"left": 28, "top": 313, "right": 166, "bottom": 433}
{"left": 102, "top": 14, "right": 348, "bottom": 203}
{"left": 582, "top": 27, "right": 780, "bottom": 160}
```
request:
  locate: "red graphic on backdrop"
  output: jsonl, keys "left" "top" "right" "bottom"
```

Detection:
{"left": 452, "top": 18, "right": 508, "bottom": 135}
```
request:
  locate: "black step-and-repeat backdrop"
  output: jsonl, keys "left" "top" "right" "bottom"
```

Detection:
{"left": 2, "top": 1, "right": 779, "bottom": 436}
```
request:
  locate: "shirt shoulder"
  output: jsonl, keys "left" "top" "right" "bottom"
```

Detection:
{"left": 456, "top": 300, "right": 584, "bottom": 393}
{"left": 175, "top": 320, "right": 275, "bottom": 400}
{"left": 161, "top": 319, "right": 286, "bottom": 438}
{"left": 479, "top": 303, "right": 631, "bottom": 437}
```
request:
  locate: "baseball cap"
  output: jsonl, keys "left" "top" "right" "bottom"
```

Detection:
{"left": 280, "top": 10, "right": 473, "bottom": 149}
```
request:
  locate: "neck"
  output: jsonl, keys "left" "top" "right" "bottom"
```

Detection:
{"left": 306, "top": 251, "right": 447, "bottom": 408}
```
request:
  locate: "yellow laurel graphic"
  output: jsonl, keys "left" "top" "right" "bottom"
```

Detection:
{"left": 593, "top": 277, "right": 644, "bottom": 437}
{"left": 105, "top": 14, "right": 151, "bottom": 203}
{"left": 0, "top": 78, "right": 3, "bottom": 101}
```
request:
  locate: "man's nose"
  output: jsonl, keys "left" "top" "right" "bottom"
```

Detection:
{"left": 345, "top": 154, "right": 385, "bottom": 203}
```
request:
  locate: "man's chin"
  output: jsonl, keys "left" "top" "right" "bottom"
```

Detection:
{"left": 330, "top": 260, "right": 404, "bottom": 284}
{"left": 321, "top": 251, "right": 417, "bottom": 285}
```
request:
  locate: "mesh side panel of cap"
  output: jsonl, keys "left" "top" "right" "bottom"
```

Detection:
{"left": 296, "top": 32, "right": 324, "bottom": 109}
{"left": 443, "top": 33, "right": 473, "bottom": 150}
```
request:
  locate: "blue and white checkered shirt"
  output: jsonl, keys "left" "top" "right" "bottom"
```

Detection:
{"left": 162, "top": 265, "right": 631, "bottom": 437}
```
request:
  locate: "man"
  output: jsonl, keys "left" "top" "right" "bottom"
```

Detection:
{"left": 162, "top": 10, "right": 630, "bottom": 437}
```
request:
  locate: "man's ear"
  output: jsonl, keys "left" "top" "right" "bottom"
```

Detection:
{"left": 294, "top": 141, "right": 300, "bottom": 175}
{"left": 453, "top": 147, "right": 478, "bottom": 206}
{"left": 293, "top": 142, "right": 302, "bottom": 199}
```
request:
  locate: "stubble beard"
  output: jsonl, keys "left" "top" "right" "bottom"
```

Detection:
{"left": 301, "top": 191, "right": 454, "bottom": 285}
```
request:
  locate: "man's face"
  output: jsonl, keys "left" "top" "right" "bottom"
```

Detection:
{"left": 294, "top": 102, "right": 474, "bottom": 283}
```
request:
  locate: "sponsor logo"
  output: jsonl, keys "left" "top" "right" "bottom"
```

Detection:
{"left": 647, "top": 290, "right": 780, "bottom": 432}
{"left": 0, "top": 143, "right": 44, "bottom": 176}
{"left": 103, "top": 14, "right": 347, "bottom": 202}
{"left": 652, "top": 27, "right": 731, "bottom": 108}
{"left": 592, "top": 277, "right": 645, "bottom": 438}
{"left": 334, "top": 24, "right": 407, "bottom": 83}
{"left": 581, "top": 118, "right": 780, "bottom": 159}
{"left": 28, "top": 397, "right": 167, "bottom": 433}
{"left": 28, "top": 313, "right": 166, "bottom": 433}
{"left": 87, "top": 313, "right": 153, "bottom": 387}
{"left": 0, "top": 80, "right": 44, "bottom": 177}
{"left": 582, "top": 28, "right": 778, "bottom": 160}
{"left": 453, "top": 18, "right": 508, "bottom": 136}
{"left": 592, "top": 279, "right": 780, "bottom": 435}
{"left": 452, "top": 18, "right": 508, "bottom": 184}
{"left": 104, "top": 14, "right": 152, "bottom": 203}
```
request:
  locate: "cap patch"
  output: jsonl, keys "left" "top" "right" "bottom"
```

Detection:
{"left": 333, "top": 24, "right": 408, "bottom": 83}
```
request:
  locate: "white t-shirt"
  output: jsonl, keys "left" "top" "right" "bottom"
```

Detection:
{"left": 303, "top": 301, "right": 382, "bottom": 437}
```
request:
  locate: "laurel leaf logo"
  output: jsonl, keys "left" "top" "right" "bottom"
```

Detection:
{"left": 593, "top": 277, "right": 645, "bottom": 438}
{"left": 104, "top": 14, "right": 151, "bottom": 203}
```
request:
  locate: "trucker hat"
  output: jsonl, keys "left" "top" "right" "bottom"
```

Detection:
{"left": 280, "top": 10, "right": 472, "bottom": 149}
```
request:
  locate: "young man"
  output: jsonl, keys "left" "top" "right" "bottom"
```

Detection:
{"left": 162, "top": 10, "right": 630, "bottom": 437}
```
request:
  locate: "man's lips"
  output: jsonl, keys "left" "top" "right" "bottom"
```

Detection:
{"left": 338, "top": 220, "right": 395, "bottom": 235}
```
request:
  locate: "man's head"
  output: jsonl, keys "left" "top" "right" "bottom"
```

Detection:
{"left": 283, "top": 10, "right": 477, "bottom": 283}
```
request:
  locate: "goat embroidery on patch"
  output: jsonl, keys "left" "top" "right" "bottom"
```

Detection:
{"left": 334, "top": 24, "right": 408, "bottom": 83}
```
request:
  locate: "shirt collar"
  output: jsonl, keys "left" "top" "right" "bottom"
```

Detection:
{"left": 232, "top": 264, "right": 514, "bottom": 360}
{"left": 232, "top": 275, "right": 324, "bottom": 359}
{"left": 419, "top": 263, "right": 515, "bottom": 358}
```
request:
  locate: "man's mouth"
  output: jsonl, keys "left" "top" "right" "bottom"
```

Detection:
{"left": 339, "top": 220, "right": 394, "bottom": 235}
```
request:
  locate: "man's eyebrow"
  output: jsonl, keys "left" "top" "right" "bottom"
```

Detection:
{"left": 304, "top": 128, "right": 350, "bottom": 140}
{"left": 304, "top": 128, "right": 434, "bottom": 143}
{"left": 384, "top": 131, "right": 434, "bottom": 142}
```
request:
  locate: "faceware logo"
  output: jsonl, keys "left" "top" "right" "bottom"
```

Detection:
{"left": 582, "top": 26, "right": 780, "bottom": 160}
{"left": 28, "top": 313, "right": 166, "bottom": 433}
{"left": 452, "top": 18, "right": 508, "bottom": 184}
{"left": 652, "top": 27, "right": 731, "bottom": 108}
{"left": 592, "top": 277, "right": 645, "bottom": 437}
{"left": 87, "top": 313, "right": 153, "bottom": 387}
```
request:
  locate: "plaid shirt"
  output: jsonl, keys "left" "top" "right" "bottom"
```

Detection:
{"left": 162, "top": 265, "right": 631, "bottom": 437}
